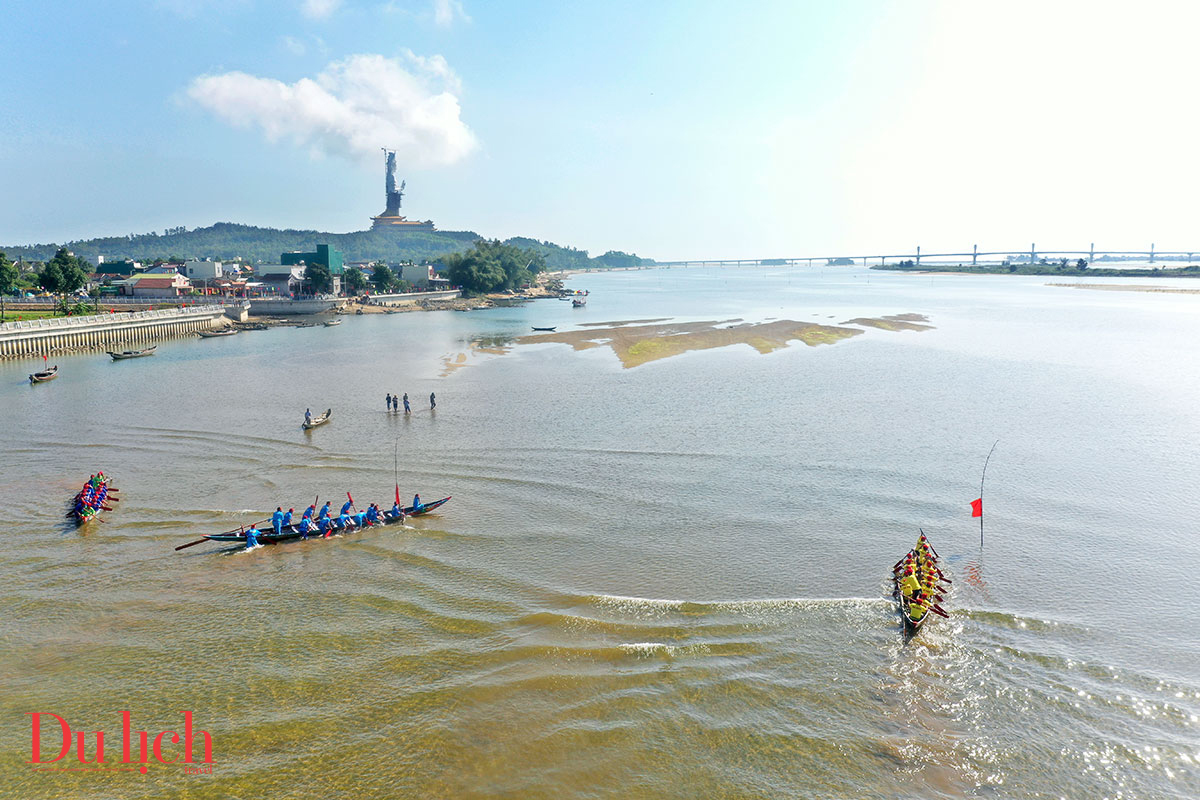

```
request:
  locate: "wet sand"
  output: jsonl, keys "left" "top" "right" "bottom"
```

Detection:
{"left": 1050, "top": 283, "right": 1200, "bottom": 295}
{"left": 521, "top": 319, "right": 871, "bottom": 368}
{"left": 839, "top": 313, "right": 934, "bottom": 332}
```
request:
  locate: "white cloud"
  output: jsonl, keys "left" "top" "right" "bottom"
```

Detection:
{"left": 187, "top": 53, "right": 477, "bottom": 167}
{"left": 432, "top": 0, "right": 468, "bottom": 28}
{"left": 281, "top": 35, "right": 306, "bottom": 55}
{"left": 301, "top": 0, "right": 342, "bottom": 20}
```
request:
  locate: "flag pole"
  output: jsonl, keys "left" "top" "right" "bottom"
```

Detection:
{"left": 979, "top": 440, "right": 998, "bottom": 547}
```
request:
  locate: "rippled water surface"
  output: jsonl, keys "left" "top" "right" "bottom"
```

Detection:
{"left": 3, "top": 268, "right": 1200, "bottom": 798}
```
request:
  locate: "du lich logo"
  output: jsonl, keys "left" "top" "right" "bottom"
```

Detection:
{"left": 27, "top": 711, "right": 214, "bottom": 774}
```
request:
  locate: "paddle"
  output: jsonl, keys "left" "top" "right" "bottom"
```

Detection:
{"left": 174, "top": 536, "right": 212, "bottom": 551}
{"left": 929, "top": 605, "right": 950, "bottom": 618}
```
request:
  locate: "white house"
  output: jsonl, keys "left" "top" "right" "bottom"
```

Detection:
{"left": 184, "top": 259, "right": 223, "bottom": 281}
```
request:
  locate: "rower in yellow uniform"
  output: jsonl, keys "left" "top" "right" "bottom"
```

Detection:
{"left": 908, "top": 592, "right": 928, "bottom": 621}
{"left": 899, "top": 567, "right": 921, "bottom": 598}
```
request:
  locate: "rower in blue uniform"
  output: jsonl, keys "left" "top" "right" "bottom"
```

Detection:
{"left": 412, "top": 494, "right": 423, "bottom": 512}
{"left": 318, "top": 501, "right": 332, "bottom": 522}
{"left": 298, "top": 517, "right": 314, "bottom": 539}
{"left": 282, "top": 507, "right": 294, "bottom": 527}
{"left": 318, "top": 515, "right": 332, "bottom": 538}
{"left": 303, "top": 504, "right": 316, "bottom": 521}
{"left": 245, "top": 525, "right": 260, "bottom": 549}
{"left": 272, "top": 507, "right": 284, "bottom": 536}
{"left": 340, "top": 499, "right": 353, "bottom": 516}
{"left": 366, "top": 504, "right": 380, "bottom": 525}
{"left": 337, "top": 510, "right": 353, "bottom": 531}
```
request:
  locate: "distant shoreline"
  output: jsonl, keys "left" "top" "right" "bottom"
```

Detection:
{"left": 873, "top": 264, "right": 1200, "bottom": 278}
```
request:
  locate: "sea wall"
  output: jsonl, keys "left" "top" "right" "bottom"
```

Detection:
{"left": 0, "top": 305, "right": 245, "bottom": 358}
{"left": 370, "top": 290, "right": 462, "bottom": 307}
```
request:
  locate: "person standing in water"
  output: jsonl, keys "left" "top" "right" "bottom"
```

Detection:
{"left": 386, "top": 393, "right": 393, "bottom": 412}
{"left": 402, "top": 393, "right": 410, "bottom": 414}
{"left": 430, "top": 392, "right": 436, "bottom": 410}
{"left": 305, "top": 408, "right": 312, "bottom": 425}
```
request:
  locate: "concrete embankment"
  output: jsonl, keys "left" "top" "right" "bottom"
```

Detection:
{"left": 0, "top": 304, "right": 247, "bottom": 358}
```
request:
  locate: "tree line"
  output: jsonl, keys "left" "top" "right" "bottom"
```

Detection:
{"left": 2, "top": 223, "right": 654, "bottom": 272}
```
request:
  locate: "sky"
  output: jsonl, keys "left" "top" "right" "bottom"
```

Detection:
{"left": 3, "top": 1, "right": 1200, "bottom": 261}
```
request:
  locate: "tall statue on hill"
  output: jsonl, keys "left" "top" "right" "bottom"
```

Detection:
{"left": 371, "top": 148, "right": 434, "bottom": 231}
{"left": 382, "top": 149, "right": 405, "bottom": 216}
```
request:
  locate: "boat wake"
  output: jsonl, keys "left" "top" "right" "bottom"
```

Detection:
{"left": 584, "top": 593, "right": 889, "bottom": 616}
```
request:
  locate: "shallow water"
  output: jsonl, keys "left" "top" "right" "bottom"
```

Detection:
{"left": 3, "top": 267, "right": 1199, "bottom": 798}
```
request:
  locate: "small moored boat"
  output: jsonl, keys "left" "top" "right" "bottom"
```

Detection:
{"left": 29, "top": 365, "right": 58, "bottom": 383}
{"left": 197, "top": 328, "right": 238, "bottom": 338}
{"left": 107, "top": 345, "right": 157, "bottom": 360}
{"left": 323, "top": 318, "right": 342, "bottom": 327}
{"left": 572, "top": 298, "right": 587, "bottom": 307}
{"left": 531, "top": 326, "right": 557, "bottom": 332}
{"left": 302, "top": 408, "right": 332, "bottom": 429}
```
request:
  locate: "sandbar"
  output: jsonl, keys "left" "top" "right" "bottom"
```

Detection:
{"left": 519, "top": 319, "right": 867, "bottom": 368}
{"left": 1049, "top": 283, "right": 1200, "bottom": 295}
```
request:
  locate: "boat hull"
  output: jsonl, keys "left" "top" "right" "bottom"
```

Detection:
{"left": 302, "top": 408, "right": 332, "bottom": 429}
{"left": 200, "top": 497, "right": 450, "bottom": 545}
{"left": 108, "top": 346, "right": 157, "bottom": 360}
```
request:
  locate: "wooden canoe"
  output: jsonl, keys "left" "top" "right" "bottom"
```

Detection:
{"left": 302, "top": 408, "right": 332, "bottom": 429}
{"left": 108, "top": 345, "right": 157, "bottom": 360}
{"left": 29, "top": 365, "right": 58, "bottom": 383}
{"left": 197, "top": 328, "right": 238, "bottom": 338}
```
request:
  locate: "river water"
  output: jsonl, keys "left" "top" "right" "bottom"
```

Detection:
{"left": 2, "top": 267, "right": 1199, "bottom": 799}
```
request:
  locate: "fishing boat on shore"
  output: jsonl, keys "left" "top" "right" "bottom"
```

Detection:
{"left": 173, "top": 496, "right": 451, "bottom": 550}
{"left": 29, "top": 364, "right": 58, "bottom": 383}
{"left": 323, "top": 318, "right": 342, "bottom": 327}
{"left": 531, "top": 326, "right": 557, "bottom": 332}
{"left": 197, "top": 328, "right": 238, "bottom": 338}
{"left": 70, "top": 472, "right": 113, "bottom": 525}
{"left": 302, "top": 408, "right": 332, "bottom": 429}
{"left": 891, "top": 532, "right": 949, "bottom": 634}
{"left": 107, "top": 345, "right": 157, "bottom": 360}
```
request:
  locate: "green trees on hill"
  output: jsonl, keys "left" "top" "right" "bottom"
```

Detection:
{"left": 38, "top": 248, "right": 89, "bottom": 296}
{"left": 2, "top": 223, "right": 654, "bottom": 274}
{"left": 343, "top": 267, "right": 367, "bottom": 293}
{"left": 0, "top": 251, "right": 17, "bottom": 322}
{"left": 304, "top": 262, "right": 332, "bottom": 294}
{"left": 371, "top": 265, "right": 398, "bottom": 293}
{"left": 441, "top": 240, "right": 547, "bottom": 295}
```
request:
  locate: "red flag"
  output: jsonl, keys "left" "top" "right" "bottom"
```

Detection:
{"left": 395, "top": 484, "right": 400, "bottom": 506}
{"left": 970, "top": 498, "right": 983, "bottom": 517}
{"left": 347, "top": 491, "right": 354, "bottom": 506}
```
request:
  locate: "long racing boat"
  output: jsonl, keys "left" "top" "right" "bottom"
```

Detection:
{"left": 891, "top": 532, "right": 948, "bottom": 634}
{"left": 175, "top": 496, "right": 451, "bottom": 550}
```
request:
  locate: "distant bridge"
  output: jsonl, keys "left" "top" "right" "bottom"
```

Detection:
{"left": 656, "top": 244, "right": 1199, "bottom": 268}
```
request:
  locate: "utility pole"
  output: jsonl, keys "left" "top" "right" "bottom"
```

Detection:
{"left": 1089, "top": 243, "right": 1094, "bottom": 262}
{"left": 1150, "top": 243, "right": 1155, "bottom": 264}
{"left": 916, "top": 246, "right": 921, "bottom": 266}
{"left": 1030, "top": 242, "right": 1036, "bottom": 265}
{"left": 972, "top": 244, "right": 978, "bottom": 266}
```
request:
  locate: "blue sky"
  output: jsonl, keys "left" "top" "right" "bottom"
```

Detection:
{"left": 3, "top": 1, "right": 1199, "bottom": 260}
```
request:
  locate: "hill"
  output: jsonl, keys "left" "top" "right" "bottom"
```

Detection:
{"left": 1, "top": 223, "right": 653, "bottom": 271}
